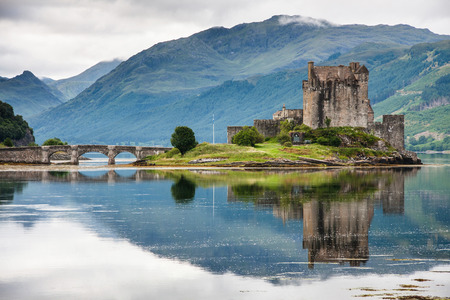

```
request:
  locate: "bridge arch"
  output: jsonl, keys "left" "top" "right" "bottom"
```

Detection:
{"left": 41, "top": 145, "right": 72, "bottom": 164}
{"left": 48, "top": 149, "right": 71, "bottom": 163}
{"left": 113, "top": 151, "right": 138, "bottom": 165}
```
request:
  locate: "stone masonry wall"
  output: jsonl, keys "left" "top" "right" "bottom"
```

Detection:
{"left": 0, "top": 147, "right": 44, "bottom": 164}
{"left": 254, "top": 120, "right": 281, "bottom": 138}
{"left": 227, "top": 126, "right": 244, "bottom": 144}
{"left": 368, "top": 115, "right": 404, "bottom": 150}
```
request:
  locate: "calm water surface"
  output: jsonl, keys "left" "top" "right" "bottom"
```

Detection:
{"left": 0, "top": 154, "right": 449, "bottom": 299}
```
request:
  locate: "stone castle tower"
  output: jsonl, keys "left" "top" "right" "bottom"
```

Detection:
{"left": 302, "top": 61, "right": 374, "bottom": 129}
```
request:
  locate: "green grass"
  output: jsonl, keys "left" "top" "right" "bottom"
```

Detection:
{"left": 145, "top": 142, "right": 334, "bottom": 165}
{"left": 144, "top": 140, "right": 392, "bottom": 166}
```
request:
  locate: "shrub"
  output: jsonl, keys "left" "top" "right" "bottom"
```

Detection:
{"left": 277, "top": 131, "right": 291, "bottom": 145}
{"left": 283, "top": 141, "right": 293, "bottom": 147}
{"left": 42, "top": 137, "right": 68, "bottom": 146}
{"left": 329, "top": 136, "right": 342, "bottom": 147}
{"left": 297, "top": 124, "right": 312, "bottom": 132}
{"left": 316, "top": 135, "right": 341, "bottom": 147}
{"left": 232, "top": 126, "right": 264, "bottom": 147}
{"left": 3, "top": 137, "right": 13, "bottom": 147}
{"left": 280, "top": 120, "right": 294, "bottom": 133}
{"left": 316, "top": 136, "right": 329, "bottom": 146}
{"left": 294, "top": 124, "right": 314, "bottom": 139}
{"left": 165, "top": 147, "right": 181, "bottom": 158}
{"left": 170, "top": 126, "right": 198, "bottom": 155}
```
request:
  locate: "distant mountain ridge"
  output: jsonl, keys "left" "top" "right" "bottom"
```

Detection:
{"left": 43, "top": 59, "right": 122, "bottom": 102}
{"left": 0, "top": 71, "right": 62, "bottom": 118}
{"left": 29, "top": 15, "right": 450, "bottom": 146}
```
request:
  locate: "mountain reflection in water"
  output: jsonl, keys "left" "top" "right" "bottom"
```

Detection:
{"left": 0, "top": 166, "right": 448, "bottom": 282}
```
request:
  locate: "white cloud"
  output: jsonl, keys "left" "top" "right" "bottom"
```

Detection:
{"left": 1, "top": 220, "right": 449, "bottom": 299}
{"left": 0, "top": 0, "right": 448, "bottom": 79}
{"left": 278, "top": 15, "right": 335, "bottom": 27}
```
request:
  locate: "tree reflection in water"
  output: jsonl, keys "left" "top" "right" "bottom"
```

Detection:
{"left": 171, "top": 176, "right": 196, "bottom": 204}
{"left": 0, "top": 181, "right": 28, "bottom": 204}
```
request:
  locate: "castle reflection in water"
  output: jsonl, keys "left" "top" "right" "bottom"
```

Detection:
{"left": 227, "top": 168, "right": 418, "bottom": 268}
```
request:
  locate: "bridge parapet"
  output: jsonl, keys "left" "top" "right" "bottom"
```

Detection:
{"left": 0, "top": 145, "right": 172, "bottom": 165}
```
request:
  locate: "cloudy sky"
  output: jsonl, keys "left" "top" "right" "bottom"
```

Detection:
{"left": 1, "top": 0, "right": 449, "bottom": 79}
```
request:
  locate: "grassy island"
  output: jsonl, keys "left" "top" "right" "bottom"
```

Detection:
{"left": 139, "top": 127, "right": 421, "bottom": 167}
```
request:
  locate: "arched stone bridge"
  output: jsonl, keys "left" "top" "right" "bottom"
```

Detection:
{"left": 0, "top": 145, "right": 172, "bottom": 165}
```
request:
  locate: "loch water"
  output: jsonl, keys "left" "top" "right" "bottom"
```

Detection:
{"left": 0, "top": 155, "right": 449, "bottom": 299}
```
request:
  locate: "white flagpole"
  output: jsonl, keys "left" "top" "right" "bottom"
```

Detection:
{"left": 213, "top": 113, "right": 215, "bottom": 144}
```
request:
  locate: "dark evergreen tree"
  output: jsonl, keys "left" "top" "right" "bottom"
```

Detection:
{"left": 170, "top": 126, "right": 198, "bottom": 155}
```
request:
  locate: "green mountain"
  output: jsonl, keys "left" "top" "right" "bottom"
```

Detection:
{"left": 371, "top": 40, "right": 450, "bottom": 151}
{"left": 0, "top": 71, "right": 62, "bottom": 118}
{"left": 30, "top": 15, "right": 449, "bottom": 146}
{"left": 42, "top": 59, "right": 122, "bottom": 102}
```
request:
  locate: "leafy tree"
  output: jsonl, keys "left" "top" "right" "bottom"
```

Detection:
{"left": 232, "top": 126, "right": 264, "bottom": 147}
{"left": 170, "top": 126, "right": 198, "bottom": 155}
{"left": 42, "top": 137, "right": 68, "bottom": 146}
{"left": 418, "top": 135, "right": 427, "bottom": 144}
{"left": 3, "top": 137, "right": 13, "bottom": 147}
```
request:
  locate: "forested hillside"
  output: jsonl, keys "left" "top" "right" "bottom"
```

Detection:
{"left": 0, "top": 100, "right": 35, "bottom": 146}
{"left": 372, "top": 40, "right": 450, "bottom": 150}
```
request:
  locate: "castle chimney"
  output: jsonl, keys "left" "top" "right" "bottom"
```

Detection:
{"left": 308, "top": 61, "right": 314, "bottom": 82}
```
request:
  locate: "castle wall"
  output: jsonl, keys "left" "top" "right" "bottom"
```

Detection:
{"left": 254, "top": 120, "right": 280, "bottom": 138}
{"left": 368, "top": 115, "right": 404, "bottom": 150}
{"left": 227, "top": 126, "right": 244, "bottom": 144}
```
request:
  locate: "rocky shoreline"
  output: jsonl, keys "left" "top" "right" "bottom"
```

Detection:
{"left": 135, "top": 150, "right": 422, "bottom": 168}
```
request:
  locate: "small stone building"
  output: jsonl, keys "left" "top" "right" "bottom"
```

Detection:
{"left": 273, "top": 104, "right": 303, "bottom": 122}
